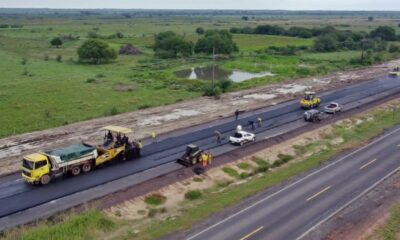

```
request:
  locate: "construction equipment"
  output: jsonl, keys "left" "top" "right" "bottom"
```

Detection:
{"left": 389, "top": 67, "right": 400, "bottom": 77}
{"left": 21, "top": 126, "right": 141, "bottom": 185}
{"left": 304, "top": 109, "right": 324, "bottom": 122}
{"left": 300, "top": 91, "right": 321, "bottom": 109}
{"left": 177, "top": 144, "right": 213, "bottom": 167}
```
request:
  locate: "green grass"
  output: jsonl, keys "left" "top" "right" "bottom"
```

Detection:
{"left": 222, "top": 167, "right": 240, "bottom": 179}
{"left": 237, "top": 162, "right": 251, "bottom": 170}
{"left": 0, "top": 16, "right": 399, "bottom": 139}
{"left": 368, "top": 204, "right": 400, "bottom": 240}
{"left": 4, "top": 211, "right": 116, "bottom": 240}
{"left": 184, "top": 190, "right": 203, "bottom": 200}
{"left": 144, "top": 193, "right": 167, "bottom": 206}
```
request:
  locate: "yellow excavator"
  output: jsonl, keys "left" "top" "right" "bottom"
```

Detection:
{"left": 300, "top": 91, "right": 321, "bottom": 109}
{"left": 389, "top": 67, "right": 400, "bottom": 77}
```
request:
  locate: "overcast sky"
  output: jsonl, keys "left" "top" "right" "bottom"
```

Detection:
{"left": 1, "top": 0, "right": 400, "bottom": 11}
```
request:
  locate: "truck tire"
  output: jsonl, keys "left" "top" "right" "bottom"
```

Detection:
{"left": 40, "top": 174, "right": 51, "bottom": 185}
{"left": 71, "top": 166, "right": 81, "bottom": 176}
{"left": 82, "top": 163, "right": 92, "bottom": 173}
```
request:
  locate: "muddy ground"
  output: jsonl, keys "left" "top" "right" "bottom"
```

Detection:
{"left": 1, "top": 60, "right": 400, "bottom": 176}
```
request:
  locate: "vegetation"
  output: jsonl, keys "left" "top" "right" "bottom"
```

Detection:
{"left": 185, "top": 190, "right": 202, "bottom": 200}
{"left": 222, "top": 167, "right": 240, "bottom": 178}
{"left": 50, "top": 37, "right": 63, "bottom": 48}
{"left": 367, "top": 204, "right": 400, "bottom": 240}
{"left": 153, "top": 31, "right": 193, "bottom": 58}
{"left": 0, "top": 13, "right": 400, "bottom": 138}
{"left": 195, "top": 30, "right": 238, "bottom": 55}
{"left": 77, "top": 39, "right": 117, "bottom": 64}
{"left": 144, "top": 193, "right": 167, "bottom": 206}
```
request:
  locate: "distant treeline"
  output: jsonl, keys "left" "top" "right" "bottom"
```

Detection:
{"left": 1, "top": 8, "right": 400, "bottom": 19}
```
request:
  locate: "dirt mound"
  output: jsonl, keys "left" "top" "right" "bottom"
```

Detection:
{"left": 119, "top": 44, "right": 142, "bottom": 55}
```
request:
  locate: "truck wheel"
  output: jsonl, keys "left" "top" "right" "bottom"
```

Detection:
{"left": 40, "top": 174, "right": 51, "bottom": 185}
{"left": 71, "top": 166, "right": 81, "bottom": 176}
{"left": 82, "top": 163, "right": 92, "bottom": 173}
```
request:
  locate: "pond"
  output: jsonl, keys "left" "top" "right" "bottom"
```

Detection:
{"left": 174, "top": 66, "right": 275, "bottom": 83}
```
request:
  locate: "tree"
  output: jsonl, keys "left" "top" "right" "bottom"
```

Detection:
{"left": 196, "top": 27, "right": 205, "bottom": 35}
{"left": 314, "top": 34, "right": 339, "bottom": 52}
{"left": 195, "top": 30, "right": 238, "bottom": 55}
{"left": 242, "top": 16, "right": 249, "bottom": 21}
{"left": 370, "top": 26, "right": 396, "bottom": 41}
{"left": 368, "top": 16, "right": 374, "bottom": 22}
{"left": 77, "top": 39, "right": 117, "bottom": 64}
{"left": 50, "top": 37, "right": 63, "bottom": 48}
{"left": 153, "top": 31, "right": 193, "bottom": 58}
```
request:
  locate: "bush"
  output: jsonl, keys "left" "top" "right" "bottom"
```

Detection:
{"left": 222, "top": 167, "right": 240, "bottom": 178}
{"left": 0, "top": 24, "right": 9, "bottom": 28}
{"left": 104, "top": 107, "right": 119, "bottom": 116}
{"left": 56, "top": 55, "right": 62, "bottom": 62}
{"left": 50, "top": 37, "right": 63, "bottom": 48}
{"left": 154, "top": 31, "right": 193, "bottom": 58}
{"left": 272, "top": 159, "right": 284, "bottom": 168}
{"left": 389, "top": 44, "right": 400, "bottom": 53}
{"left": 196, "top": 27, "right": 205, "bottom": 35}
{"left": 195, "top": 30, "right": 238, "bottom": 55}
{"left": 237, "top": 162, "right": 251, "bottom": 170}
{"left": 277, "top": 154, "right": 294, "bottom": 163}
{"left": 219, "top": 80, "right": 232, "bottom": 92}
{"left": 203, "top": 85, "right": 222, "bottom": 97}
{"left": 86, "top": 78, "right": 96, "bottom": 83}
{"left": 145, "top": 193, "right": 167, "bottom": 206}
{"left": 21, "top": 58, "right": 27, "bottom": 65}
{"left": 77, "top": 39, "right": 117, "bottom": 64}
{"left": 185, "top": 190, "right": 202, "bottom": 200}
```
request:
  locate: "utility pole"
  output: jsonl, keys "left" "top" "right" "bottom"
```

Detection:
{"left": 212, "top": 46, "right": 215, "bottom": 91}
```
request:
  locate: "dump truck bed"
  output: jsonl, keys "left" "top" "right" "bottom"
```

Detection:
{"left": 45, "top": 144, "right": 97, "bottom": 167}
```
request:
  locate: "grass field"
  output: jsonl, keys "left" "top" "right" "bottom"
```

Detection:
{"left": 0, "top": 15, "right": 399, "bottom": 137}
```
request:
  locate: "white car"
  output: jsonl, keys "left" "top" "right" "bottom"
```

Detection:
{"left": 229, "top": 131, "right": 256, "bottom": 146}
{"left": 324, "top": 102, "right": 342, "bottom": 114}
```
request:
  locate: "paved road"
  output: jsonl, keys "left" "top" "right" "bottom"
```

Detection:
{"left": 0, "top": 75, "right": 399, "bottom": 219}
{"left": 186, "top": 126, "right": 400, "bottom": 240}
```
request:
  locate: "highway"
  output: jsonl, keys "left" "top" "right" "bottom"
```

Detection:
{"left": 0, "top": 75, "right": 399, "bottom": 221}
{"left": 186, "top": 126, "right": 400, "bottom": 240}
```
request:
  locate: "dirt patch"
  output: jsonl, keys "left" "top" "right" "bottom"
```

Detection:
{"left": 0, "top": 59, "right": 399, "bottom": 176}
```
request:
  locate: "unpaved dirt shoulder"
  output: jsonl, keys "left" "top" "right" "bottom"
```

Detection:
{"left": 1, "top": 59, "right": 399, "bottom": 176}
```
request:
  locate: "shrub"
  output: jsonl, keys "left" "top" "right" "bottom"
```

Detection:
{"left": 277, "top": 154, "right": 294, "bottom": 163}
{"left": 145, "top": 193, "right": 167, "bottom": 206}
{"left": 251, "top": 157, "right": 269, "bottom": 167}
{"left": 56, "top": 55, "right": 62, "bottom": 62}
{"left": 222, "top": 167, "right": 240, "bottom": 178}
{"left": 219, "top": 80, "right": 232, "bottom": 92}
{"left": 86, "top": 78, "right": 96, "bottom": 83}
{"left": 50, "top": 37, "right": 63, "bottom": 48}
{"left": 185, "top": 190, "right": 202, "bottom": 200}
{"left": 389, "top": 44, "right": 400, "bottom": 53}
{"left": 77, "top": 39, "right": 117, "bottom": 64}
{"left": 256, "top": 165, "right": 269, "bottom": 173}
{"left": 148, "top": 207, "right": 167, "bottom": 217}
{"left": 203, "top": 86, "right": 222, "bottom": 97}
{"left": 104, "top": 107, "right": 119, "bottom": 116}
{"left": 237, "top": 162, "right": 251, "bottom": 170}
{"left": 0, "top": 24, "right": 9, "bottom": 28}
{"left": 21, "top": 58, "right": 27, "bottom": 65}
{"left": 272, "top": 159, "right": 284, "bottom": 168}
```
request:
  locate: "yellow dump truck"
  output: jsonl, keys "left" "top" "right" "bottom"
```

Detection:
{"left": 300, "top": 91, "right": 321, "bottom": 109}
{"left": 21, "top": 126, "right": 141, "bottom": 185}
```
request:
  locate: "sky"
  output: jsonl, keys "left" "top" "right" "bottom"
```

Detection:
{"left": 0, "top": 0, "right": 400, "bottom": 11}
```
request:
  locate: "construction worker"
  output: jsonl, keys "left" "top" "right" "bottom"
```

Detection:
{"left": 137, "top": 140, "right": 143, "bottom": 157}
{"left": 202, "top": 152, "right": 208, "bottom": 168}
{"left": 214, "top": 130, "right": 222, "bottom": 143}
{"left": 151, "top": 131, "right": 157, "bottom": 143}
{"left": 257, "top": 117, "right": 263, "bottom": 128}
{"left": 235, "top": 109, "right": 240, "bottom": 120}
{"left": 249, "top": 120, "right": 255, "bottom": 130}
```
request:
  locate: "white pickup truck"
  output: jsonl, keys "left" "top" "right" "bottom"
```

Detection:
{"left": 229, "top": 131, "right": 256, "bottom": 146}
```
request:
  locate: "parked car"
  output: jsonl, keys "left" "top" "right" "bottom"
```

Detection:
{"left": 324, "top": 102, "right": 342, "bottom": 114}
{"left": 229, "top": 131, "right": 256, "bottom": 146}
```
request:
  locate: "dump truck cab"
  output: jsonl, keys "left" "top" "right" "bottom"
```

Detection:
{"left": 22, "top": 153, "right": 51, "bottom": 184}
{"left": 300, "top": 91, "right": 321, "bottom": 109}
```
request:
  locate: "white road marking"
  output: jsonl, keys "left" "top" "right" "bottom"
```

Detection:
{"left": 186, "top": 127, "right": 400, "bottom": 240}
{"left": 360, "top": 159, "right": 377, "bottom": 170}
{"left": 306, "top": 186, "right": 331, "bottom": 202}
